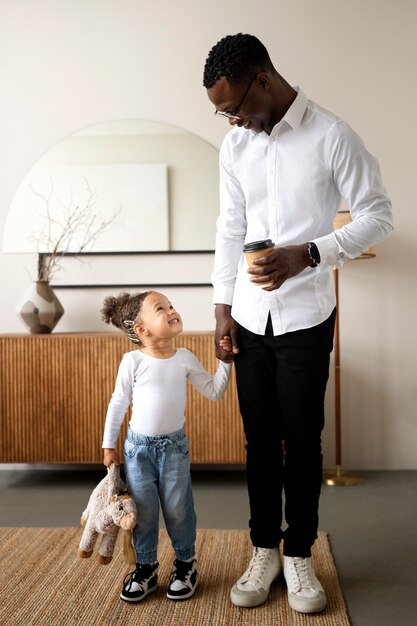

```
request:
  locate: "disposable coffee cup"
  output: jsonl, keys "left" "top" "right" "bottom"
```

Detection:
{"left": 243, "top": 239, "right": 275, "bottom": 287}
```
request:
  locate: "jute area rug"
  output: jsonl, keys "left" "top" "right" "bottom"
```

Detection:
{"left": 0, "top": 528, "right": 350, "bottom": 626}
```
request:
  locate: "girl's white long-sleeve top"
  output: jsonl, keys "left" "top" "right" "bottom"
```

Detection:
{"left": 102, "top": 348, "right": 232, "bottom": 447}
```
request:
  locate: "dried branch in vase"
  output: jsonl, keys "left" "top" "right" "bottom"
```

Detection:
{"left": 29, "top": 176, "right": 121, "bottom": 282}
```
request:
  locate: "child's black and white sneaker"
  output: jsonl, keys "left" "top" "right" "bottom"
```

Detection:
{"left": 120, "top": 562, "right": 159, "bottom": 602}
{"left": 167, "top": 559, "right": 198, "bottom": 600}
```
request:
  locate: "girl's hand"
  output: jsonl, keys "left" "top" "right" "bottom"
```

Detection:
{"left": 103, "top": 448, "right": 120, "bottom": 467}
{"left": 219, "top": 335, "right": 233, "bottom": 354}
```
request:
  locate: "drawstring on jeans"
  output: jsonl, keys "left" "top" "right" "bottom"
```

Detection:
{"left": 154, "top": 439, "right": 174, "bottom": 452}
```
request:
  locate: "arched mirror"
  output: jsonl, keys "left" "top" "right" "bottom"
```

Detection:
{"left": 3, "top": 119, "right": 220, "bottom": 254}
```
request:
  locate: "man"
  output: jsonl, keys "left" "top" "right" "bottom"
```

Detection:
{"left": 203, "top": 33, "right": 393, "bottom": 614}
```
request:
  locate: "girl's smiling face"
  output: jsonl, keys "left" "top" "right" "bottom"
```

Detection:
{"left": 134, "top": 292, "right": 183, "bottom": 342}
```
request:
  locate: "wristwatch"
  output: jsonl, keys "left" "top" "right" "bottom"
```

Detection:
{"left": 307, "top": 242, "right": 321, "bottom": 267}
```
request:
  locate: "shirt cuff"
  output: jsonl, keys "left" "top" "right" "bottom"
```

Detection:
{"left": 212, "top": 285, "right": 235, "bottom": 306}
{"left": 313, "top": 233, "right": 345, "bottom": 268}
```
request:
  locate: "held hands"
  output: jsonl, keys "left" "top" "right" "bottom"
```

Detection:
{"left": 218, "top": 334, "right": 238, "bottom": 363}
{"left": 219, "top": 335, "right": 233, "bottom": 353}
{"left": 248, "top": 244, "right": 311, "bottom": 290}
{"left": 215, "top": 304, "right": 239, "bottom": 363}
{"left": 103, "top": 448, "right": 120, "bottom": 468}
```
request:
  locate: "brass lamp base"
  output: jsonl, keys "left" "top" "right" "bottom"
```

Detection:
{"left": 323, "top": 465, "right": 364, "bottom": 486}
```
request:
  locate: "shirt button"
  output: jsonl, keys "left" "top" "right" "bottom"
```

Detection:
{"left": 269, "top": 169, "right": 274, "bottom": 175}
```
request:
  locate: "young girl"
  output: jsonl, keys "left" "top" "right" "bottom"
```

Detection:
{"left": 101, "top": 290, "right": 232, "bottom": 603}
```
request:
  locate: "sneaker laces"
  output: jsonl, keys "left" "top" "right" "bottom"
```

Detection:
{"left": 288, "top": 557, "right": 314, "bottom": 592}
{"left": 240, "top": 548, "right": 273, "bottom": 590}
{"left": 169, "top": 560, "right": 195, "bottom": 585}
{"left": 124, "top": 563, "right": 156, "bottom": 592}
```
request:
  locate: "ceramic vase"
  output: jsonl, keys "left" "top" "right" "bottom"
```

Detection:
{"left": 16, "top": 281, "right": 64, "bottom": 334}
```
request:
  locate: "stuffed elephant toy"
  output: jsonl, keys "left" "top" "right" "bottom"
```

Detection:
{"left": 77, "top": 464, "right": 137, "bottom": 565}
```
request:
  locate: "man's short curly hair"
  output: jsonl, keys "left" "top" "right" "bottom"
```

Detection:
{"left": 203, "top": 33, "right": 273, "bottom": 88}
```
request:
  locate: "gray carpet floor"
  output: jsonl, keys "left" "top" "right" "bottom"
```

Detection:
{"left": 1, "top": 467, "right": 416, "bottom": 626}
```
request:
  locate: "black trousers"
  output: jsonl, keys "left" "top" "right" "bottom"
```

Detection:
{"left": 234, "top": 309, "right": 336, "bottom": 557}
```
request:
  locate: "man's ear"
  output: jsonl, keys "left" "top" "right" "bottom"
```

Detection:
{"left": 257, "top": 72, "right": 271, "bottom": 91}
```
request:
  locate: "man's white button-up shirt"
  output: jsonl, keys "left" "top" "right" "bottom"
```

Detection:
{"left": 212, "top": 88, "right": 393, "bottom": 336}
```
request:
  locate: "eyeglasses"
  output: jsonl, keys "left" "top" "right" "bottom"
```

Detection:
{"left": 214, "top": 75, "right": 257, "bottom": 120}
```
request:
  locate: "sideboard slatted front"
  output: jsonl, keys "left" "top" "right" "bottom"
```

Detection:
{"left": 0, "top": 333, "right": 245, "bottom": 464}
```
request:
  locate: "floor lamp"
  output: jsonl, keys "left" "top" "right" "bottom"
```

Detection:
{"left": 323, "top": 211, "right": 376, "bottom": 486}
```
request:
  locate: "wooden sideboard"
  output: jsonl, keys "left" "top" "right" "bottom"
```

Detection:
{"left": 0, "top": 333, "right": 245, "bottom": 464}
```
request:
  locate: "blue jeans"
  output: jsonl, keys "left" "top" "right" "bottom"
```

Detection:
{"left": 123, "top": 426, "right": 196, "bottom": 565}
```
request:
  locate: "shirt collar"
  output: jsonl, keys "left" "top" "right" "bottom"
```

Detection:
{"left": 236, "top": 87, "right": 308, "bottom": 138}
{"left": 276, "top": 87, "right": 308, "bottom": 132}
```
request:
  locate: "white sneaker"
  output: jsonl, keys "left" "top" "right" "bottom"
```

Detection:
{"left": 230, "top": 547, "right": 281, "bottom": 607}
{"left": 283, "top": 556, "right": 326, "bottom": 613}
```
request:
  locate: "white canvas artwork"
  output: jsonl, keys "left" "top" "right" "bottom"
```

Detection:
{"left": 3, "top": 163, "right": 169, "bottom": 253}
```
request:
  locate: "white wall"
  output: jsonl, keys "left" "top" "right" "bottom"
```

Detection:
{"left": 4, "top": 127, "right": 220, "bottom": 252}
{"left": 1, "top": 0, "right": 416, "bottom": 469}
